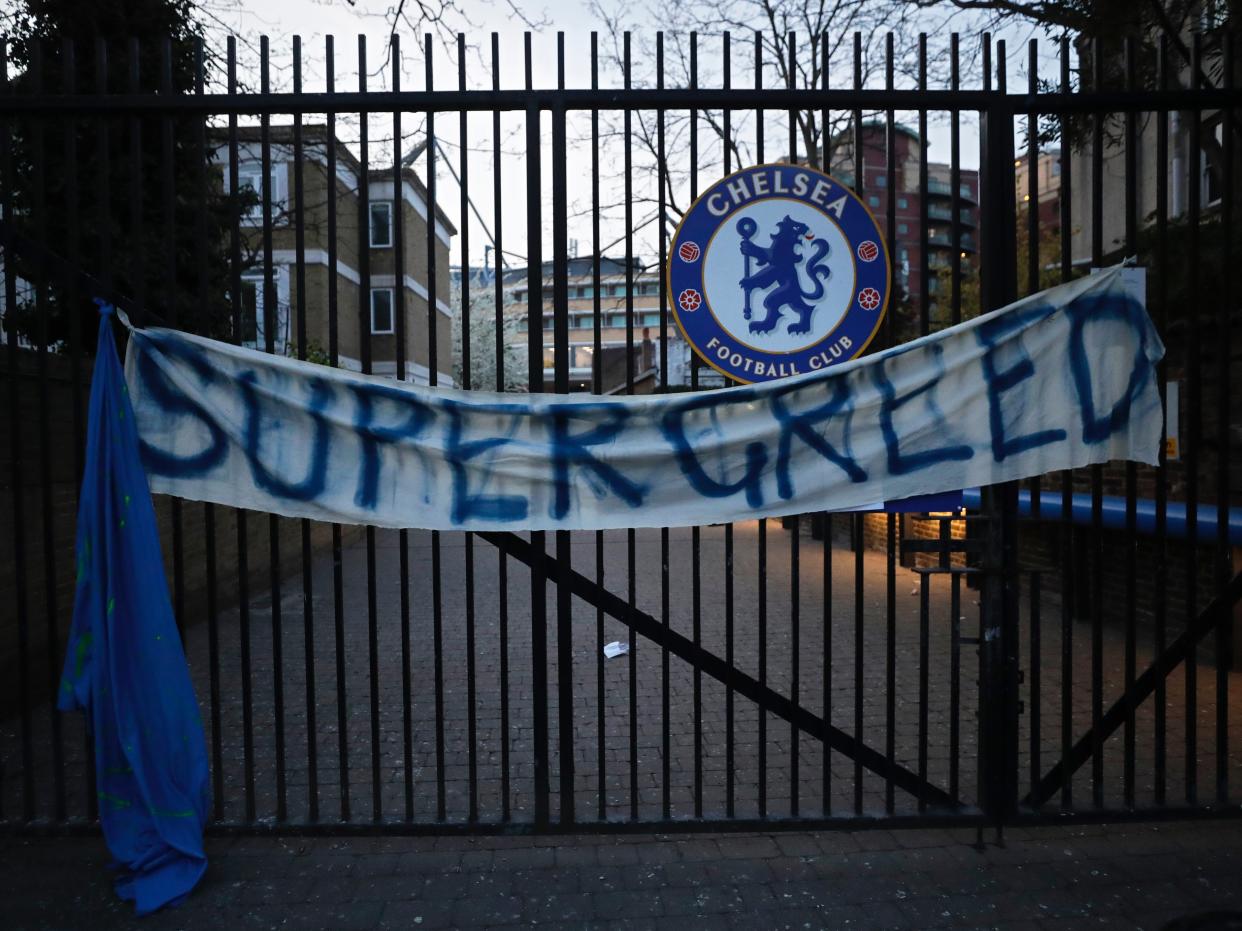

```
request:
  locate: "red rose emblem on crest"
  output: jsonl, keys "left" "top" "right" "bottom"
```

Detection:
{"left": 678, "top": 241, "right": 701, "bottom": 262}
{"left": 678, "top": 289, "right": 702, "bottom": 312}
{"left": 856, "top": 240, "right": 879, "bottom": 262}
{"left": 857, "top": 287, "right": 882, "bottom": 310}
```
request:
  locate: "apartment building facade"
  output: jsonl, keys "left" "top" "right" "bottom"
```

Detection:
{"left": 503, "top": 256, "right": 725, "bottom": 392}
{"left": 827, "top": 123, "right": 981, "bottom": 325}
{"left": 1067, "top": 105, "right": 1231, "bottom": 266}
{"left": 214, "top": 125, "right": 456, "bottom": 384}
{"left": 1015, "top": 149, "right": 1063, "bottom": 232}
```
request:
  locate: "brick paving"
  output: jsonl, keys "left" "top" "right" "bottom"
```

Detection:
{"left": 3, "top": 820, "right": 1241, "bottom": 929}
{"left": 4, "top": 520, "right": 1241, "bottom": 824}
{"left": 3, "top": 519, "right": 1242, "bottom": 927}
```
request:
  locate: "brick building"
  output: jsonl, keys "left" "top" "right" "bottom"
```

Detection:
{"left": 213, "top": 125, "right": 456, "bottom": 385}
{"left": 827, "top": 122, "right": 980, "bottom": 326}
{"left": 1015, "top": 148, "right": 1063, "bottom": 232}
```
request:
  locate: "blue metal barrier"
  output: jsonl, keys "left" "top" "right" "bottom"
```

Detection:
{"left": 960, "top": 488, "right": 1242, "bottom": 546}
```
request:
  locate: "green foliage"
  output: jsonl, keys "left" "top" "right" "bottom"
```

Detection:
{"left": 885, "top": 287, "right": 923, "bottom": 347}
{"left": 928, "top": 206, "right": 1240, "bottom": 333}
{"left": 4, "top": 0, "right": 250, "bottom": 348}
{"left": 933, "top": 205, "right": 1070, "bottom": 324}
{"left": 288, "top": 340, "right": 336, "bottom": 367}
{"left": 1132, "top": 210, "right": 1242, "bottom": 325}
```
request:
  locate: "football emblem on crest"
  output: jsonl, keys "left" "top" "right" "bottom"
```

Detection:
{"left": 667, "top": 163, "right": 890, "bottom": 383}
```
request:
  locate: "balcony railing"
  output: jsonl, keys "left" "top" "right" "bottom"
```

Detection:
{"left": 928, "top": 231, "right": 977, "bottom": 251}
{"left": 928, "top": 205, "right": 978, "bottom": 226}
{"left": 927, "top": 178, "right": 977, "bottom": 203}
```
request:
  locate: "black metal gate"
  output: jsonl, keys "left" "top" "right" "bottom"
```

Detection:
{"left": 1, "top": 26, "right": 1239, "bottom": 835}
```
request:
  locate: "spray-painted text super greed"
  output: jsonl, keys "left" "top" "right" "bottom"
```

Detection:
{"left": 125, "top": 267, "right": 1162, "bottom": 532}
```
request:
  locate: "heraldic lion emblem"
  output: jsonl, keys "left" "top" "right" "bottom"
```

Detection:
{"left": 737, "top": 215, "right": 832, "bottom": 336}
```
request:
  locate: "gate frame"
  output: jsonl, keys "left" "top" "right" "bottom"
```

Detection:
{"left": 977, "top": 101, "right": 1022, "bottom": 831}
{"left": 1, "top": 33, "right": 1240, "bottom": 836}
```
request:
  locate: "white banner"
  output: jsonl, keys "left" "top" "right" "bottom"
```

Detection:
{"left": 124, "top": 266, "right": 1163, "bottom": 532}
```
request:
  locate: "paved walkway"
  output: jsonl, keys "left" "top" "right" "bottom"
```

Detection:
{"left": 9, "top": 524, "right": 1239, "bottom": 826}
{"left": 3, "top": 820, "right": 1240, "bottom": 930}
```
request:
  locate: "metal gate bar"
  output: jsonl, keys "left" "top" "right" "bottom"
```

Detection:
{"left": 1027, "top": 572, "right": 1242, "bottom": 807}
{"left": 1, "top": 26, "right": 1238, "bottom": 836}
{"left": 477, "top": 530, "right": 961, "bottom": 810}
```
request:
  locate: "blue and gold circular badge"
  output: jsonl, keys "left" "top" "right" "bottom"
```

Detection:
{"left": 668, "top": 163, "right": 890, "bottom": 383}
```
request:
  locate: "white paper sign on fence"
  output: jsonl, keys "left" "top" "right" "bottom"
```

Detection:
{"left": 123, "top": 265, "right": 1163, "bottom": 532}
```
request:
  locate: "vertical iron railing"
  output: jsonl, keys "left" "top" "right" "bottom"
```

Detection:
{"left": 0, "top": 27, "right": 1237, "bottom": 836}
{"left": 977, "top": 71, "right": 1020, "bottom": 830}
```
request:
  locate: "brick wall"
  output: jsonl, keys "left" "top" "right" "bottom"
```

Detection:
{"left": 1016, "top": 518, "right": 1232, "bottom": 635}
{"left": 902, "top": 513, "right": 969, "bottom": 570}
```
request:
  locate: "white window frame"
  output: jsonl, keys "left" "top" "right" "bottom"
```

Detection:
{"left": 370, "top": 287, "right": 395, "bottom": 335}
{"left": 1201, "top": 119, "right": 1224, "bottom": 207}
{"left": 239, "top": 269, "right": 291, "bottom": 353}
{"left": 369, "top": 200, "right": 393, "bottom": 248}
{"left": 235, "top": 162, "right": 287, "bottom": 224}
{"left": 239, "top": 273, "right": 271, "bottom": 350}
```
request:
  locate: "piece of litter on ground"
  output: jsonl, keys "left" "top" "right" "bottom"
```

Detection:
{"left": 603, "top": 641, "right": 629, "bottom": 659}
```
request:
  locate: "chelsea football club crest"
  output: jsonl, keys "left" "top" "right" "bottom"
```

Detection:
{"left": 668, "top": 163, "right": 890, "bottom": 383}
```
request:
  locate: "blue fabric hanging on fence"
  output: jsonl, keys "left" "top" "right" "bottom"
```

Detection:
{"left": 58, "top": 302, "right": 210, "bottom": 916}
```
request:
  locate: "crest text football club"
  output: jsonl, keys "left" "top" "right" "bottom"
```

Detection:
{"left": 668, "top": 163, "right": 890, "bottom": 383}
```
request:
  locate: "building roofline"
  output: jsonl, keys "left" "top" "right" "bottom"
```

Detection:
{"left": 500, "top": 255, "right": 656, "bottom": 284}
{"left": 829, "top": 120, "right": 921, "bottom": 144}
{"left": 209, "top": 123, "right": 456, "bottom": 235}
